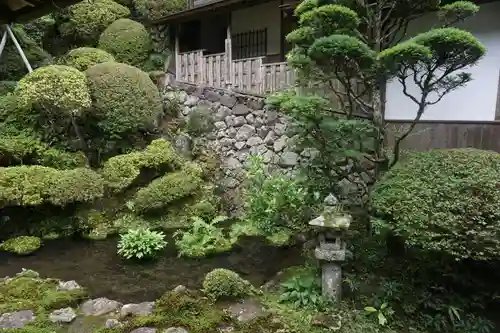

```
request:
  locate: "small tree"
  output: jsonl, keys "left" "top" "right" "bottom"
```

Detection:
{"left": 268, "top": 0, "right": 484, "bottom": 211}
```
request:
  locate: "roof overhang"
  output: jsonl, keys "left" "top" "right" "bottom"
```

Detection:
{"left": 0, "top": 0, "right": 83, "bottom": 25}
{"left": 150, "top": 0, "right": 280, "bottom": 25}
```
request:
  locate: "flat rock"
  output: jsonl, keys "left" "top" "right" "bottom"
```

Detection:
{"left": 232, "top": 104, "right": 251, "bottom": 116}
{"left": 0, "top": 310, "right": 36, "bottom": 328}
{"left": 80, "top": 297, "right": 121, "bottom": 316}
{"left": 57, "top": 280, "right": 81, "bottom": 291}
{"left": 49, "top": 307, "right": 76, "bottom": 323}
{"left": 279, "top": 152, "right": 299, "bottom": 167}
{"left": 121, "top": 302, "right": 155, "bottom": 317}
{"left": 172, "top": 285, "right": 187, "bottom": 294}
{"left": 163, "top": 328, "right": 189, "bottom": 333}
{"left": 106, "top": 319, "right": 122, "bottom": 328}
{"left": 131, "top": 328, "right": 157, "bottom": 333}
{"left": 227, "top": 299, "right": 267, "bottom": 323}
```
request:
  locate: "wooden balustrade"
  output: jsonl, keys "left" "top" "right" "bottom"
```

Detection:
{"left": 176, "top": 49, "right": 295, "bottom": 95}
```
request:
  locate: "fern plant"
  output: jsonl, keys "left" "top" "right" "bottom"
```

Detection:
{"left": 174, "top": 215, "right": 233, "bottom": 257}
{"left": 117, "top": 227, "right": 167, "bottom": 259}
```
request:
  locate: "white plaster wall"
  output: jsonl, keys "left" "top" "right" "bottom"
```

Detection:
{"left": 385, "top": 1, "right": 500, "bottom": 121}
{"left": 231, "top": 0, "right": 281, "bottom": 56}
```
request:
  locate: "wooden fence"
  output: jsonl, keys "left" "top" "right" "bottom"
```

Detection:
{"left": 386, "top": 120, "right": 500, "bottom": 152}
{"left": 176, "top": 47, "right": 294, "bottom": 95}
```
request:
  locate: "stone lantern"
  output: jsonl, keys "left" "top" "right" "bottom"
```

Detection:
{"left": 308, "top": 194, "right": 351, "bottom": 303}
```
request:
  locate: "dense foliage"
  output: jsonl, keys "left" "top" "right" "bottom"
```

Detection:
{"left": 85, "top": 62, "right": 162, "bottom": 138}
{"left": 61, "top": 47, "right": 115, "bottom": 71}
{"left": 372, "top": 149, "right": 500, "bottom": 261}
{"left": 134, "top": 0, "right": 188, "bottom": 21}
{"left": 57, "top": 0, "right": 130, "bottom": 45}
{"left": 202, "top": 268, "right": 255, "bottom": 300}
{"left": 98, "top": 19, "right": 152, "bottom": 66}
{"left": 0, "top": 236, "right": 42, "bottom": 255}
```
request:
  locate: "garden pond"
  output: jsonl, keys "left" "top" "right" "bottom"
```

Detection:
{"left": 0, "top": 235, "right": 303, "bottom": 303}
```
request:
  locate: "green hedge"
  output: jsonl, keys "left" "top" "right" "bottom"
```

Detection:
{"left": 372, "top": 148, "right": 500, "bottom": 261}
{"left": 0, "top": 166, "right": 104, "bottom": 208}
{"left": 85, "top": 62, "right": 162, "bottom": 137}
{"left": 98, "top": 19, "right": 151, "bottom": 66}
{"left": 61, "top": 47, "right": 115, "bottom": 71}
{"left": 134, "top": 0, "right": 188, "bottom": 20}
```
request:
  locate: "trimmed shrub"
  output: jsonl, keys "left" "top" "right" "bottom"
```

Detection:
{"left": 102, "top": 138, "right": 181, "bottom": 192}
{"left": 202, "top": 268, "right": 255, "bottom": 300}
{"left": 0, "top": 236, "right": 42, "bottom": 255}
{"left": 0, "top": 166, "right": 104, "bottom": 208}
{"left": 57, "top": 0, "right": 130, "bottom": 45}
{"left": 0, "top": 131, "right": 88, "bottom": 168}
{"left": 134, "top": 0, "right": 188, "bottom": 21}
{"left": 16, "top": 65, "right": 91, "bottom": 114}
{"left": 130, "top": 170, "right": 204, "bottom": 213}
{"left": 372, "top": 148, "right": 500, "bottom": 261}
{"left": 98, "top": 19, "right": 151, "bottom": 66}
{"left": 61, "top": 47, "right": 115, "bottom": 71}
{"left": 0, "top": 26, "right": 52, "bottom": 81}
{"left": 85, "top": 62, "right": 162, "bottom": 137}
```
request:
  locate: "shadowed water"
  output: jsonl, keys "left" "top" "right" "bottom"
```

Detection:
{"left": 0, "top": 236, "right": 303, "bottom": 303}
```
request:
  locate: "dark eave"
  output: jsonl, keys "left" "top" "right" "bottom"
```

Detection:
{"left": 0, "top": 0, "right": 83, "bottom": 24}
{"left": 150, "top": 0, "right": 276, "bottom": 25}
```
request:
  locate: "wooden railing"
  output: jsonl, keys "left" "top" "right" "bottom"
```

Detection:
{"left": 176, "top": 49, "right": 294, "bottom": 95}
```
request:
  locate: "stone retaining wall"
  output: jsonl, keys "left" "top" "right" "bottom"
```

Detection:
{"left": 164, "top": 82, "right": 311, "bottom": 190}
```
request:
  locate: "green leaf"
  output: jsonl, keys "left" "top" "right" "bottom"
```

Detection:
{"left": 364, "top": 306, "right": 377, "bottom": 313}
{"left": 378, "top": 312, "right": 387, "bottom": 326}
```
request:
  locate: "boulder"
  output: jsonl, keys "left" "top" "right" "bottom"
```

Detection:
{"left": 0, "top": 310, "right": 36, "bottom": 328}
{"left": 80, "top": 298, "right": 121, "bottom": 316}
{"left": 49, "top": 307, "right": 77, "bottom": 323}
{"left": 120, "top": 302, "right": 155, "bottom": 317}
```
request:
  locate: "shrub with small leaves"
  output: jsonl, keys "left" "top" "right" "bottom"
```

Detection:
{"left": 0, "top": 236, "right": 42, "bottom": 255}
{"left": 16, "top": 65, "right": 91, "bottom": 114}
{"left": 57, "top": 0, "right": 130, "bottom": 44}
{"left": 117, "top": 227, "right": 167, "bottom": 259}
{"left": 85, "top": 62, "right": 163, "bottom": 137}
{"left": 61, "top": 47, "right": 115, "bottom": 71}
{"left": 130, "top": 170, "right": 204, "bottom": 213}
{"left": 202, "top": 268, "right": 255, "bottom": 300}
{"left": 98, "top": 19, "right": 152, "bottom": 66}
{"left": 372, "top": 148, "right": 500, "bottom": 261}
{"left": 0, "top": 166, "right": 104, "bottom": 208}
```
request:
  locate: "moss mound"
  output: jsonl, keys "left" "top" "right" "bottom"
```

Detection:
{"left": 98, "top": 19, "right": 151, "bottom": 66}
{"left": 0, "top": 166, "right": 104, "bottom": 208}
{"left": 0, "top": 236, "right": 42, "bottom": 255}
{"left": 0, "top": 273, "right": 87, "bottom": 313}
{"left": 22, "top": 15, "right": 56, "bottom": 46}
{"left": 372, "top": 148, "right": 500, "bottom": 260}
{"left": 16, "top": 65, "right": 91, "bottom": 114}
{"left": 58, "top": 0, "right": 130, "bottom": 44}
{"left": 134, "top": 0, "right": 188, "bottom": 20}
{"left": 202, "top": 269, "right": 255, "bottom": 301}
{"left": 62, "top": 47, "right": 115, "bottom": 71}
{"left": 85, "top": 62, "right": 162, "bottom": 137}
{"left": 0, "top": 26, "right": 52, "bottom": 81}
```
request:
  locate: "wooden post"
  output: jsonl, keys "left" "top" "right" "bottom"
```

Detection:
{"left": 175, "top": 24, "right": 181, "bottom": 81}
{"left": 225, "top": 14, "right": 233, "bottom": 90}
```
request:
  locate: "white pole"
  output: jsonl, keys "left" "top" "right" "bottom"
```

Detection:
{"left": 5, "top": 24, "right": 33, "bottom": 73}
{"left": 0, "top": 30, "right": 7, "bottom": 58}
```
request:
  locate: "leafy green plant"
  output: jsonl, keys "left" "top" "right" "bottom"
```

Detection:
{"left": 279, "top": 275, "right": 324, "bottom": 309}
{"left": 243, "top": 156, "right": 313, "bottom": 242}
{"left": 364, "top": 302, "right": 393, "bottom": 326}
{"left": 117, "top": 228, "right": 167, "bottom": 259}
{"left": 174, "top": 216, "right": 232, "bottom": 257}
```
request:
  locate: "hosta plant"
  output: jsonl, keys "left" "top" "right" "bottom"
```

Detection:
{"left": 117, "top": 227, "right": 167, "bottom": 259}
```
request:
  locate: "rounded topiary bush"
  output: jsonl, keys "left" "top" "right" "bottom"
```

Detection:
{"left": 62, "top": 47, "right": 115, "bottom": 71}
{"left": 0, "top": 236, "right": 42, "bottom": 255}
{"left": 58, "top": 0, "right": 130, "bottom": 44}
{"left": 15, "top": 65, "right": 91, "bottom": 114}
{"left": 134, "top": 0, "right": 187, "bottom": 21}
{"left": 85, "top": 62, "right": 162, "bottom": 137}
{"left": 202, "top": 268, "right": 255, "bottom": 300}
{"left": 372, "top": 148, "right": 500, "bottom": 261}
{"left": 98, "top": 19, "right": 151, "bottom": 66}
